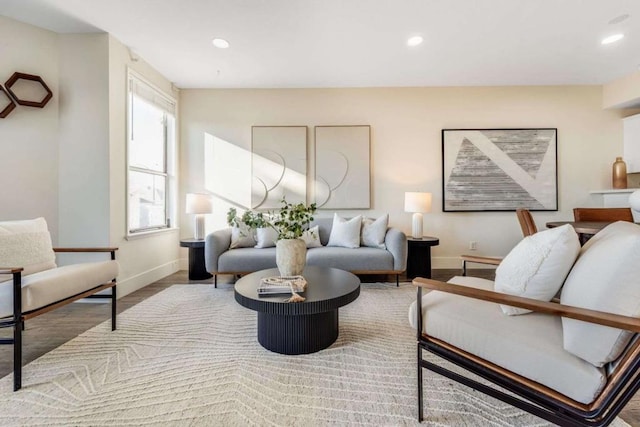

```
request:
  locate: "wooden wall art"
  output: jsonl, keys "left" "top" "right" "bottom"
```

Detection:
{"left": 0, "top": 85, "right": 17, "bottom": 118}
{"left": 4, "top": 72, "right": 53, "bottom": 108}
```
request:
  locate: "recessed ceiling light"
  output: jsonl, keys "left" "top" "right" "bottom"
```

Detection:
{"left": 407, "top": 36, "right": 424, "bottom": 47}
{"left": 601, "top": 33, "right": 624, "bottom": 45}
{"left": 212, "top": 38, "right": 230, "bottom": 49}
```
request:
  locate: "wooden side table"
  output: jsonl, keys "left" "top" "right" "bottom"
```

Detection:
{"left": 180, "top": 239, "right": 213, "bottom": 280}
{"left": 407, "top": 237, "right": 440, "bottom": 279}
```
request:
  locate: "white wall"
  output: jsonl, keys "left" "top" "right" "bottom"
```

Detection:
{"left": 0, "top": 16, "right": 59, "bottom": 240}
{"left": 180, "top": 86, "right": 625, "bottom": 267}
{"left": 58, "top": 34, "right": 111, "bottom": 248}
{"left": 107, "top": 35, "right": 181, "bottom": 295}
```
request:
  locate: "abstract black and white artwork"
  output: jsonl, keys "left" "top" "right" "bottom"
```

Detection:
{"left": 442, "top": 129, "right": 557, "bottom": 211}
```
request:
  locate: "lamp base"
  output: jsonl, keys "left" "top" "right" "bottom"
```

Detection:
{"left": 194, "top": 214, "right": 205, "bottom": 240}
{"left": 411, "top": 212, "right": 423, "bottom": 239}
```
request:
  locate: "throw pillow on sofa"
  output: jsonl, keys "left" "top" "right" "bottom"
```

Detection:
{"left": 254, "top": 227, "right": 278, "bottom": 248}
{"left": 327, "top": 214, "right": 362, "bottom": 248}
{"left": 494, "top": 224, "right": 580, "bottom": 315}
{"left": 361, "top": 214, "right": 388, "bottom": 249}
{"left": 301, "top": 225, "right": 322, "bottom": 248}
{"left": 230, "top": 222, "right": 256, "bottom": 249}
{"left": 561, "top": 221, "right": 640, "bottom": 367}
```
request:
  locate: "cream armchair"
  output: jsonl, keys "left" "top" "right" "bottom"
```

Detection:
{"left": 0, "top": 218, "right": 119, "bottom": 391}
{"left": 410, "top": 221, "right": 640, "bottom": 426}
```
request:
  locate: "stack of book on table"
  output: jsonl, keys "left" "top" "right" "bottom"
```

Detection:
{"left": 258, "top": 275, "right": 307, "bottom": 296}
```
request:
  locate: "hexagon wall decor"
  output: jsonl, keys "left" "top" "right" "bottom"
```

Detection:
{"left": 0, "top": 85, "right": 17, "bottom": 118}
{"left": 5, "top": 72, "right": 53, "bottom": 108}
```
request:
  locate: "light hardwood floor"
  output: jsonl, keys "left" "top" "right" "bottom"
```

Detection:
{"left": 0, "top": 269, "right": 638, "bottom": 426}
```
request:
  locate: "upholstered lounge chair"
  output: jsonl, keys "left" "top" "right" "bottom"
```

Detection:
{"left": 0, "top": 218, "right": 119, "bottom": 391}
{"left": 410, "top": 221, "right": 640, "bottom": 426}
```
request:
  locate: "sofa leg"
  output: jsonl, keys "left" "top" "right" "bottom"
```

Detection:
{"left": 111, "top": 284, "right": 117, "bottom": 331}
{"left": 397, "top": 274, "right": 399, "bottom": 287}
{"left": 214, "top": 275, "right": 217, "bottom": 288}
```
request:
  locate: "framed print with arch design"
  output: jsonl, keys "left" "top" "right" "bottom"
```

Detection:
{"left": 251, "top": 126, "right": 307, "bottom": 209}
{"left": 442, "top": 128, "right": 558, "bottom": 212}
{"left": 314, "top": 125, "right": 371, "bottom": 209}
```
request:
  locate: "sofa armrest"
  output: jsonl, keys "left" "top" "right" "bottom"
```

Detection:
{"left": 413, "top": 277, "right": 640, "bottom": 332}
{"left": 385, "top": 228, "right": 407, "bottom": 271}
{"left": 460, "top": 255, "right": 502, "bottom": 266}
{"left": 205, "top": 229, "right": 232, "bottom": 274}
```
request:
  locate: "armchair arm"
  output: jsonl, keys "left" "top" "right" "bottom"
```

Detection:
{"left": 385, "top": 228, "right": 407, "bottom": 271}
{"left": 0, "top": 268, "right": 24, "bottom": 274}
{"left": 54, "top": 247, "right": 118, "bottom": 261}
{"left": 460, "top": 254, "right": 502, "bottom": 276}
{"left": 413, "top": 277, "right": 640, "bottom": 333}
{"left": 205, "top": 229, "right": 232, "bottom": 274}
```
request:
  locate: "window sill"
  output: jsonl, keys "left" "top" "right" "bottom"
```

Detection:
{"left": 126, "top": 227, "right": 179, "bottom": 241}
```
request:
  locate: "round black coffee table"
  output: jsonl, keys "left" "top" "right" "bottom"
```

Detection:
{"left": 234, "top": 266, "right": 361, "bottom": 355}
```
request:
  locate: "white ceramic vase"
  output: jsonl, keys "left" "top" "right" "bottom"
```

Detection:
{"left": 276, "top": 238, "right": 307, "bottom": 277}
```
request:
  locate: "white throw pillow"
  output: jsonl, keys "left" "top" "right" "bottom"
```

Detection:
{"left": 494, "top": 224, "right": 580, "bottom": 316}
{"left": 301, "top": 225, "right": 322, "bottom": 248}
{"left": 0, "top": 217, "right": 56, "bottom": 282}
{"left": 361, "top": 214, "right": 388, "bottom": 249}
{"left": 254, "top": 227, "right": 278, "bottom": 248}
{"left": 327, "top": 214, "right": 362, "bottom": 249}
{"left": 230, "top": 223, "right": 256, "bottom": 249}
{"left": 561, "top": 221, "right": 640, "bottom": 366}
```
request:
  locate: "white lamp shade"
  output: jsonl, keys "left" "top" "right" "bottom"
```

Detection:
{"left": 404, "top": 192, "right": 432, "bottom": 213}
{"left": 629, "top": 190, "right": 640, "bottom": 213}
{"left": 186, "top": 193, "right": 213, "bottom": 214}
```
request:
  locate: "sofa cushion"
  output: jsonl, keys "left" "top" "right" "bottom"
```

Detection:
{"left": 494, "top": 224, "right": 580, "bottom": 315}
{"left": 301, "top": 225, "right": 322, "bottom": 248}
{"left": 361, "top": 214, "right": 388, "bottom": 249}
{"left": 561, "top": 221, "right": 640, "bottom": 366}
{"left": 0, "top": 260, "right": 119, "bottom": 318}
{"left": 328, "top": 214, "right": 362, "bottom": 248}
{"left": 306, "top": 247, "right": 393, "bottom": 271}
{"left": 254, "top": 227, "right": 278, "bottom": 248}
{"left": 0, "top": 217, "right": 56, "bottom": 282}
{"left": 230, "top": 223, "right": 256, "bottom": 249}
{"left": 219, "top": 247, "right": 277, "bottom": 272}
{"left": 408, "top": 276, "right": 606, "bottom": 404}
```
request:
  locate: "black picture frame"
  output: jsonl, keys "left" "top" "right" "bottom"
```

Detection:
{"left": 442, "top": 128, "right": 558, "bottom": 212}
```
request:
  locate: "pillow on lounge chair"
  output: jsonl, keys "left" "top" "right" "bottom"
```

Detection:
{"left": 0, "top": 217, "right": 56, "bottom": 282}
{"left": 494, "top": 224, "right": 580, "bottom": 315}
{"left": 561, "top": 221, "right": 640, "bottom": 366}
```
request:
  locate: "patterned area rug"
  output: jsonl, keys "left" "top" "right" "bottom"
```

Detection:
{"left": 0, "top": 283, "right": 629, "bottom": 426}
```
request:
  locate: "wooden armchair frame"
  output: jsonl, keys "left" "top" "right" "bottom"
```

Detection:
{"left": 0, "top": 247, "right": 118, "bottom": 391}
{"left": 413, "top": 277, "right": 640, "bottom": 426}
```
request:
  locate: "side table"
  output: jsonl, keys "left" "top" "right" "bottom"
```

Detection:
{"left": 180, "top": 239, "right": 213, "bottom": 280}
{"left": 406, "top": 237, "right": 440, "bottom": 279}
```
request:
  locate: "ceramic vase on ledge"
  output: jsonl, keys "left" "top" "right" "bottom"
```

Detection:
{"left": 612, "top": 157, "right": 628, "bottom": 189}
{"left": 276, "top": 238, "right": 307, "bottom": 277}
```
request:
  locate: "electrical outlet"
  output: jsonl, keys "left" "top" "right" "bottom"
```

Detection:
{"left": 469, "top": 241, "right": 478, "bottom": 250}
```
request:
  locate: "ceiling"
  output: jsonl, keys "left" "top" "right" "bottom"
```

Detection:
{"left": 2, "top": 0, "right": 639, "bottom": 89}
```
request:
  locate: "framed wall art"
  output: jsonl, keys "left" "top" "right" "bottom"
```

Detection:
{"left": 314, "top": 125, "right": 370, "bottom": 209}
{"left": 251, "top": 126, "right": 307, "bottom": 209}
{"left": 442, "top": 128, "right": 558, "bottom": 212}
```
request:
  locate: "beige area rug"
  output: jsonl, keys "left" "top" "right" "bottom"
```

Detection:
{"left": 0, "top": 283, "right": 630, "bottom": 426}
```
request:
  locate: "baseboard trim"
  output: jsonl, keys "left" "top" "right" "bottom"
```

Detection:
{"left": 117, "top": 260, "right": 180, "bottom": 298}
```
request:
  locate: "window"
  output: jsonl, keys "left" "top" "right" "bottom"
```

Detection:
{"left": 127, "top": 71, "right": 177, "bottom": 235}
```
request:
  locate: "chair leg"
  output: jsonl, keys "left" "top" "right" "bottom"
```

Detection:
{"left": 13, "top": 319, "right": 22, "bottom": 391}
{"left": 396, "top": 274, "right": 399, "bottom": 287}
{"left": 111, "top": 284, "right": 117, "bottom": 331}
{"left": 417, "top": 344, "right": 423, "bottom": 422}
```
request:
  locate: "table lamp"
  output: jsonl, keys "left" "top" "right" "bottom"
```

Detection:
{"left": 405, "top": 192, "right": 432, "bottom": 239}
{"left": 186, "top": 193, "right": 213, "bottom": 240}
